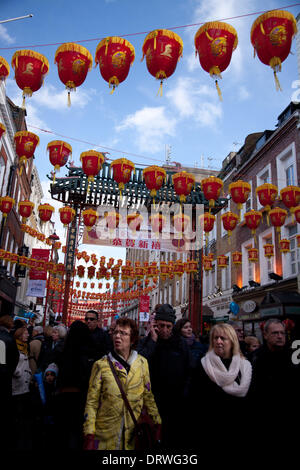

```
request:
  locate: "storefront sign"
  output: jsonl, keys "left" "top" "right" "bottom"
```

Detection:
{"left": 65, "top": 221, "right": 77, "bottom": 273}
{"left": 139, "top": 295, "right": 150, "bottom": 322}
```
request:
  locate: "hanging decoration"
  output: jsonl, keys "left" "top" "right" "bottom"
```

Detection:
{"left": 269, "top": 206, "right": 287, "bottom": 240}
{"left": 248, "top": 247, "right": 259, "bottom": 262}
{"left": 87, "top": 266, "right": 96, "bottom": 279}
{"left": 110, "top": 158, "right": 135, "bottom": 198}
{"left": 11, "top": 50, "right": 49, "bottom": 108}
{"left": 201, "top": 176, "right": 223, "bottom": 210}
{"left": 54, "top": 43, "right": 93, "bottom": 106}
{"left": 295, "top": 205, "right": 300, "bottom": 224}
{"left": 279, "top": 238, "right": 290, "bottom": 253}
{"left": 47, "top": 140, "right": 72, "bottom": 182}
{"left": 80, "top": 150, "right": 105, "bottom": 192}
{"left": 159, "top": 261, "right": 169, "bottom": 280}
{"left": 172, "top": 171, "right": 195, "bottom": 204}
{"left": 0, "top": 123, "right": 6, "bottom": 140}
{"left": 142, "top": 166, "right": 166, "bottom": 205}
{"left": 142, "top": 29, "right": 183, "bottom": 96}
{"left": 174, "top": 259, "right": 185, "bottom": 277}
{"left": 264, "top": 244, "right": 274, "bottom": 258}
{"left": 256, "top": 183, "right": 278, "bottom": 224}
{"left": 105, "top": 211, "right": 120, "bottom": 230}
{"left": 0, "top": 196, "right": 14, "bottom": 222}
{"left": 217, "top": 255, "right": 228, "bottom": 268}
{"left": 18, "top": 200, "right": 34, "bottom": 223}
{"left": 14, "top": 131, "right": 39, "bottom": 174}
{"left": 221, "top": 211, "right": 239, "bottom": 240}
{"left": 232, "top": 251, "right": 242, "bottom": 265}
{"left": 250, "top": 10, "right": 297, "bottom": 91}
{"left": 59, "top": 206, "right": 76, "bottom": 227}
{"left": 228, "top": 180, "right": 251, "bottom": 220}
{"left": 38, "top": 203, "right": 55, "bottom": 223}
{"left": 297, "top": 234, "right": 300, "bottom": 248}
{"left": 199, "top": 212, "right": 215, "bottom": 246}
{"left": 127, "top": 213, "right": 143, "bottom": 232}
{"left": 280, "top": 185, "right": 300, "bottom": 221}
{"left": 149, "top": 213, "right": 166, "bottom": 235}
{"left": 95, "top": 37, "right": 135, "bottom": 94}
{"left": 244, "top": 210, "right": 262, "bottom": 241}
{"left": 0, "top": 56, "right": 10, "bottom": 81}
{"left": 194, "top": 21, "right": 238, "bottom": 100}
{"left": 82, "top": 209, "right": 98, "bottom": 231}
{"left": 186, "top": 259, "right": 198, "bottom": 274}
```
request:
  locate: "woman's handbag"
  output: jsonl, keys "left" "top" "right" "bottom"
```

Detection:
{"left": 107, "top": 356, "right": 159, "bottom": 450}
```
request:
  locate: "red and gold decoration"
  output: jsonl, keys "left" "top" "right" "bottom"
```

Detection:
{"left": 0, "top": 123, "right": 6, "bottom": 140}
{"left": 105, "top": 211, "right": 120, "bottom": 229}
{"left": 11, "top": 50, "right": 49, "bottom": 108}
{"left": 201, "top": 176, "right": 223, "bottom": 210}
{"left": 143, "top": 166, "right": 166, "bottom": 205}
{"left": 110, "top": 158, "right": 135, "bottom": 197}
{"left": 279, "top": 238, "right": 290, "bottom": 253}
{"left": 14, "top": 131, "right": 39, "bottom": 174}
{"left": 172, "top": 171, "right": 195, "bottom": 204}
{"left": 149, "top": 213, "right": 166, "bottom": 235}
{"left": 232, "top": 251, "right": 242, "bottom": 265}
{"left": 38, "top": 203, "right": 55, "bottom": 223}
{"left": 82, "top": 209, "right": 98, "bottom": 232}
{"left": 142, "top": 29, "right": 183, "bottom": 95}
{"left": 18, "top": 200, "right": 34, "bottom": 223}
{"left": 173, "top": 213, "right": 190, "bottom": 235}
{"left": 295, "top": 205, "right": 300, "bottom": 224}
{"left": 263, "top": 244, "right": 274, "bottom": 258}
{"left": 244, "top": 210, "right": 262, "bottom": 239}
{"left": 95, "top": 37, "right": 135, "bottom": 93}
{"left": 80, "top": 150, "right": 105, "bottom": 192}
{"left": 217, "top": 255, "right": 228, "bottom": 268}
{"left": 47, "top": 140, "right": 72, "bottom": 182}
{"left": 194, "top": 21, "right": 238, "bottom": 100}
{"left": 0, "top": 196, "right": 14, "bottom": 221}
{"left": 54, "top": 43, "right": 93, "bottom": 106}
{"left": 248, "top": 247, "right": 259, "bottom": 263}
{"left": 221, "top": 211, "right": 239, "bottom": 239}
{"left": 127, "top": 213, "right": 143, "bottom": 232}
{"left": 174, "top": 259, "right": 185, "bottom": 277}
{"left": 297, "top": 234, "right": 300, "bottom": 248}
{"left": 250, "top": 10, "right": 297, "bottom": 91}
{"left": 0, "top": 56, "right": 10, "bottom": 81}
{"left": 280, "top": 185, "right": 300, "bottom": 220}
{"left": 59, "top": 206, "right": 75, "bottom": 227}
{"left": 256, "top": 183, "right": 278, "bottom": 224}
{"left": 87, "top": 266, "right": 96, "bottom": 279}
{"left": 229, "top": 180, "right": 251, "bottom": 220}
{"left": 199, "top": 212, "right": 215, "bottom": 246}
{"left": 269, "top": 207, "right": 287, "bottom": 240}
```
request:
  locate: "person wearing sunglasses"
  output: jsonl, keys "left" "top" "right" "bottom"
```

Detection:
{"left": 83, "top": 317, "right": 161, "bottom": 450}
{"left": 84, "top": 310, "right": 111, "bottom": 362}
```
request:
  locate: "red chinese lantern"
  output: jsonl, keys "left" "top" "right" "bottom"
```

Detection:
{"left": 0, "top": 196, "right": 14, "bottom": 220}
{"left": 142, "top": 29, "right": 183, "bottom": 95}
{"left": 279, "top": 238, "right": 290, "bottom": 253}
{"left": 105, "top": 211, "right": 120, "bottom": 229}
{"left": 82, "top": 209, "right": 98, "bottom": 231}
{"left": 0, "top": 123, "right": 6, "bottom": 140}
{"left": 248, "top": 248, "right": 258, "bottom": 263}
{"left": 76, "top": 282, "right": 80, "bottom": 288}
{"left": 83, "top": 282, "right": 87, "bottom": 289}
{"left": 172, "top": 171, "right": 195, "bottom": 204}
{"left": 201, "top": 176, "right": 223, "bottom": 209}
{"left": 264, "top": 244, "right": 274, "bottom": 258}
{"left": 0, "top": 56, "right": 10, "bottom": 81}
{"left": 14, "top": 131, "right": 39, "bottom": 174}
{"left": 174, "top": 259, "right": 185, "bottom": 277}
{"left": 221, "top": 211, "right": 239, "bottom": 239}
{"left": 149, "top": 213, "right": 166, "bottom": 234}
{"left": 98, "top": 282, "right": 103, "bottom": 289}
{"left": 199, "top": 212, "right": 215, "bottom": 246}
{"left": 229, "top": 180, "right": 251, "bottom": 220}
{"left": 95, "top": 37, "right": 135, "bottom": 93}
{"left": 143, "top": 166, "right": 166, "bottom": 205}
{"left": 173, "top": 213, "right": 190, "bottom": 234}
{"left": 187, "top": 259, "right": 198, "bottom": 274}
{"left": 244, "top": 210, "right": 262, "bottom": 238}
{"left": 59, "top": 206, "right": 75, "bottom": 227}
{"left": 159, "top": 261, "right": 169, "bottom": 280}
{"left": 217, "top": 255, "right": 228, "bottom": 268}
{"left": 127, "top": 213, "right": 143, "bottom": 232}
{"left": 54, "top": 43, "right": 93, "bottom": 106}
{"left": 11, "top": 50, "right": 49, "bottom": 108}
{"left": 38, "top": 203, "right": 54, "bottom": 223}
{"left": 232, "top": 251, "right": 242, "bottom": 265}
{"left": 80, "top": 150, "right": 105, "bottom": 192}
{"left": 295, "top": 206, "right": 300, "bottom": 224}
{"left": 280, "top": 186, "right": 300, "bottom": 220}
{"left": 47, "top": 140, "right": 72, "bottom": 182}
{"left": 297, "top": 234, "right": 300, "bottom": 248}
{"left": 88, "top": 266, "right": 96, "bottom": 279}
{"left": 256, "top": 183, "right": 278, "bottom": 224}
{"left": 106, "top": 283, "right": 110, "bottom": 290}
{"left": 18, "top": 200, "right": 34, "bottom": 223}
{"left": 110, "top": 158, "right": 135, "bottom": 197}
{"left": 194, "top": 21, "right": 238, "bottom": 100}
{"left": 269, "top": 207, "right": 287, "bottom": 240}
{"left": 251, "top": 10, "right": 297, "bottom": 91}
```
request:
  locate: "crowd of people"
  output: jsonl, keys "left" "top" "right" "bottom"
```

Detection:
{"left": 0, "top": 304, "right": 299, "bottom": 451}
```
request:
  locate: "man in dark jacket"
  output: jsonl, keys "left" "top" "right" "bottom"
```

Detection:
{"left": 84, "top": 310, "right": 110, "bottom": 363}
{"left": 138, "top": 304, "right": 192, "bottom": 449}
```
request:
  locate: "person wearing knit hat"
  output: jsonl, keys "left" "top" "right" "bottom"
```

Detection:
{"left": 155, "top": 304, "right": 176, "bottom": 325}
{"left": 44, "top": 363, "right": 59, "bottom": 384}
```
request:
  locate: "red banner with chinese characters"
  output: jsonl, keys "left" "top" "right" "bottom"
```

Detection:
{"left": 29, "top": 248, "right": 50, "bottom": 281}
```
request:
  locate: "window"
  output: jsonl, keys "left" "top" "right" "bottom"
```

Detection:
{"left": 276, "top": 143, "right": 297, "bottom": 191}
{"left": 259, "top": 229, "right": 275, "bottom": 285}
{"left": 240, "top": 180, "right": 253, "bottom": 221}
{"left": 288, "top": 225, "right": 300, "bottom": 276}
{"left": 242, "top": 240, "right": 255, "bottom": 286}
{"left": 221, "top": 252, "right": 231, "bottom": 291}
{"left": 176, "top": 281, "right": 180, "bottom": 303}
{"left": 286, "top": 165, "right": 295, "bottom": 186}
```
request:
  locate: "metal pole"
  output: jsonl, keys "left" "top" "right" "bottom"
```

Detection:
{"left": 43, "top": 245, "right": 53, "bottom": 328}
{"left": 0, "top": 14, "right": 33, "bottom": 24}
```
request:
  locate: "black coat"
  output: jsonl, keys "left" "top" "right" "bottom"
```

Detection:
{"left": 89, "top": 327, "right": 110, "bottom": 362}
{"left": 0, "top": 326, "right": 19, "bottom": 400}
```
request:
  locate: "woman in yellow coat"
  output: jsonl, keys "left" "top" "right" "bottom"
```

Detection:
{"left": 83, "top": 318, "right": 161, "bottom": 450}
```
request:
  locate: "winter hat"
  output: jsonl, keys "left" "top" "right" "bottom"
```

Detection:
{"left": 155, "top": 304, "right": 176, "bottom": 324}
{"left": 44, "top": 363, "right": 59, "bottom": 378}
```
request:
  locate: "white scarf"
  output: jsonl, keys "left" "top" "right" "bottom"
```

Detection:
{"left": 201, "top": 350, "right": 252, "bottom": 397}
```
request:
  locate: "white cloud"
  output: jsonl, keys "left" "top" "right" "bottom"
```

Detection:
{"left": 238, "top": 85, "right": 251, "bottom": 100}
{"left": 0, "top": 25, "right": 15, "bottom": 44}
{"left": 31, "top": 83, "right": 96, "bottom": 110}
{"left": 116, "top": 106, "right": 177, "bottom": 154}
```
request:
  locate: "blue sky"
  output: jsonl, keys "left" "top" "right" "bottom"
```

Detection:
{"left": 0, "top": 0, "right": 299, "bottom": 284}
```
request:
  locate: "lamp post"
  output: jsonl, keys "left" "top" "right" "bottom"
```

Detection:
{"left": 43, "top": 232, "right": 60, "bottom": 327}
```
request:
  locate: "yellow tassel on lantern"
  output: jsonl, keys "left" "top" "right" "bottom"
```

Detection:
{"left": 215, "top": 80, "right": 223, "bottom": 101}
{"left": 157, "top": 80, "right": 163, "bottom": 97}
{"left": 273, "top": 71, "right": 282, "bottom": 91}
{"left": 67, "top": 91, "right": 71, "bottom": 107}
